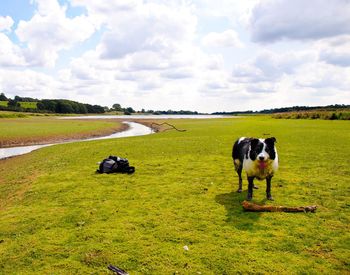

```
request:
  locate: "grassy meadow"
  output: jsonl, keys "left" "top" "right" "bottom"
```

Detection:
{"left": 18, "top": 102, "right": 38, "bottom": 109}
{"left": 0, "top": 101, "right": 7, "bottom": 107}
{"left": 0, "top": 117, "right": 123, "bottom": 147}
{"left": 0, "top": 116, "right": 349, "bottom": 274}
{"left": 0, "top": 101, "right": 38, "bottom": 109}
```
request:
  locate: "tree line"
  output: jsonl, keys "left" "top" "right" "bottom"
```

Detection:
{"left": 0, "top": 93, "right": 200, "bottom": 115}
{"left": 212, "top": 104, "right": 350, "bottom": 115}
{"left": 0, "top": 93, "right": 105, "bottom": 114}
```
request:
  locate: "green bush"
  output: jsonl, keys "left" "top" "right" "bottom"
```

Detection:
{"left": 273, "top": 110, "right": 350, "bottom": 120}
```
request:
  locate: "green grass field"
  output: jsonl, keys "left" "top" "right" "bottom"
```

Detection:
{"left": 0, "top": 111, "right": 28, "bottom": 118}
{"left": 19, "top": 102, "right": 38, "bottom": 109}
{"left": 0, "top": 101, "right": 37, "bottom": 109}
{"left": 0, "top": 117, "right": 123, "bottom": 147}
{"left": 0, "top": 116, "right": 349, "bottom": 274}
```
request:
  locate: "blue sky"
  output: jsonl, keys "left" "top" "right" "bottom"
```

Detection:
{"left": 0, "top": 0, "right": 34, "bottom": 21}
{"left": 0, "top": 0, "right": 349, "bottom": 112}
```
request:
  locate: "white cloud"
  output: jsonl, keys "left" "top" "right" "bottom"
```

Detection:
{"left": 124, "top": 51, "right": 171, "bottom": 71}
{"left": 194, "top": 0, "right": 258, "bottom": 23}
{"left": 161, "top": 68, "right": 194, "bottom": 79}
{"left": 0, "top": 69, "right": 56, "bottom": 98}
{"left": 246, "top": 82, "right": 276, "bottom": 94}
{"left": 232, "top": 50, "right": 312, "bottom": 83}
{"left": 320, "top": 51, "right": 350, "bottom": 68}
{"left": 296, "top": 62, "right": 350, "bottom": 91}
{"left": 0, "top": 16, "right": 14, "bottom": 32}
{"left": 317, "top": 35, "right": 350, "bottom": 67}
{"left": 15, "top": 0, "right": 98, "bottom": 67}
{"left": 94, "top": 2, "right": 197, "bottom": 60}
{"left": 229, "top": 47, "right": 350, "bottom": 109}
{"left": 33, "top": 0, "right": 61, "bottom": 16}
{"left": 70, "top": 59, "right": 99, "bottom": 81}
{"left": 71, "top": 0, "right": 140, "bottom": 14}
{"left": 56, "top": 1, "right": 234, "bottom": 108}
{"left": 0, "top": 0, "right": 349, "bottom": 112}
{"left": 250, "top": 0, "right": 350, "bottom": 42}
{"left": 201, "top": 30, "right": 243, "bottom": 48}
{"left": 0, "top": 34, "right": 27, "bottom": 66}
{"left": 48, "top": 0, "right": 350, "bottom": 111}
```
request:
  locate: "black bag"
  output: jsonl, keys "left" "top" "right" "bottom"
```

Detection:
{"left": 97, "top": 155, "right": 135, "bottom": 174}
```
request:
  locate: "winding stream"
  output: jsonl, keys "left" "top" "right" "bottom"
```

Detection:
{"left": 0, "top": 122, "right": 153, "bottom": 160}
{"left": 1, "top": 115, "right": 227, "bottom": 160}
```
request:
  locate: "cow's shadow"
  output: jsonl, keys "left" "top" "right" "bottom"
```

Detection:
{"left": 215, "top": 190, "right": 264, "bottom": 231}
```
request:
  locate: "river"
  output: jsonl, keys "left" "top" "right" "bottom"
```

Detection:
{"left": 1, "top": 115, "right": 229, "bottom": 160}
{"left": 59, "top": 114, "right": 225, "bottom": 120}
{"left": 0, "top": 122, "right": 153, "bottom": 160}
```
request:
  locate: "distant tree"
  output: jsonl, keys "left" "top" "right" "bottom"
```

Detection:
{"left": 125, "top": 107, "right": 135, "bottom": 113}
{"left": 68, "top": 101, "right": 79, "bottom": 113}
{"left": 7, "top": 99, "right": 20, "bottom": 108}
{"left": 92, "top": 105, "right": 105, "bottom": 113}
{"left": 36, "top": 101, "right": 45, "bottom": 110}
{"left": 84, "top": 104, "right": 94, "bottom": 113}
{"left": 85, "top": 104, "right": 105, "bottom": 113}
{"left": 0, "top": 93, "right": 7, "bottom": 101}
{"left": 56, "top": 101, "right": 74, "bottom": 113}
{"left": 112, "top": 103, "right": 123, "bottom": 111}
{"left": 37, "top": 100, "right": 57, "bottom": 112}
{"left": 77, "top": 103, "right": 88, "bottom": 114}
{"left": 13, "top": 96, "right": 38, "bottom": 102}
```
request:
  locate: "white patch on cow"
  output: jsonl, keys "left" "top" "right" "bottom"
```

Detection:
{"left": 272, "top": 148, "right": 279, "bottom": 172}
{"left": 238, "top": 137, "right": 246, "bottom": 144}
{"left": 257, "top": 142, "right": 268, "bottom": 161}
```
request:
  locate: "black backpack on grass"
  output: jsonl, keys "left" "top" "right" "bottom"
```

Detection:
{"left": 97, "top": 155, "right": 135, "bottom": 174}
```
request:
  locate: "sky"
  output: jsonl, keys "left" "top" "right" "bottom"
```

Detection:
{"left": 0, "top": 0, "right": 349, "bottom": 113}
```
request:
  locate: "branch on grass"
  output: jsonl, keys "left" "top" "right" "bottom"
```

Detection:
{"left": 151, "top": 122, "right": 186, "bottom": 132}
{"left": 108, "top": 265, "right": 129, "bottom": 275}
{"left": 242, "top": 200, "right": 317, "bottom": 213}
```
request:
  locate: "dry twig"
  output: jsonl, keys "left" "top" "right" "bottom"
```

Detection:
{"left": 242, "top": 200, "right": 317, "bottom": 213}
{"left": 150, "top": 122, "right": 186, "bottom": 132}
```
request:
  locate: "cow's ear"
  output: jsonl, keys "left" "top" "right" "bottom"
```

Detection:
{"left": 265, "top": 137, "right": 276, "bottom": 145}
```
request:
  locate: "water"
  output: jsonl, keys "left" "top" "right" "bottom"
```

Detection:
{"left": 0, "top": 144, "right": 52, "bottom": 160}
{"left": 60, "top": 114, "right": 225, "bottom": 120}
{"left": 0, "top": 122, "right": 153, "bottom": 160}
{"left": 1, "top": 115, "right": 230, "bottom": 159}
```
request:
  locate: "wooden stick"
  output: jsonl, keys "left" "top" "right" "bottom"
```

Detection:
{"left": 108, "top": 265, "right": 129, "bottom": 275}
{"left": 242, "top": 200, "right": 317, "bottom": 213}
{"left": 150, "top": 122, "right": 186, "bottom": 132}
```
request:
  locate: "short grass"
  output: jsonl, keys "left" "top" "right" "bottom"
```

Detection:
{"left": 0, "top": 101, "right": 37, "bottom": 109}
{"left": 0, "top": 116, "right": 123, "bottom": 146}
{"left": 0, "top": 116, "right": 349, "bottom": 274}
{"left": 19, "top": 102, "right": 38, "bottom": 109}
{"left": 0, "top": 111, "right": 28, "bottom": 118}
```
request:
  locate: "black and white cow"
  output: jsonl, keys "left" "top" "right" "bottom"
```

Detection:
{"left": 232, "top": 137, "right": 278, "bottom": 201}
